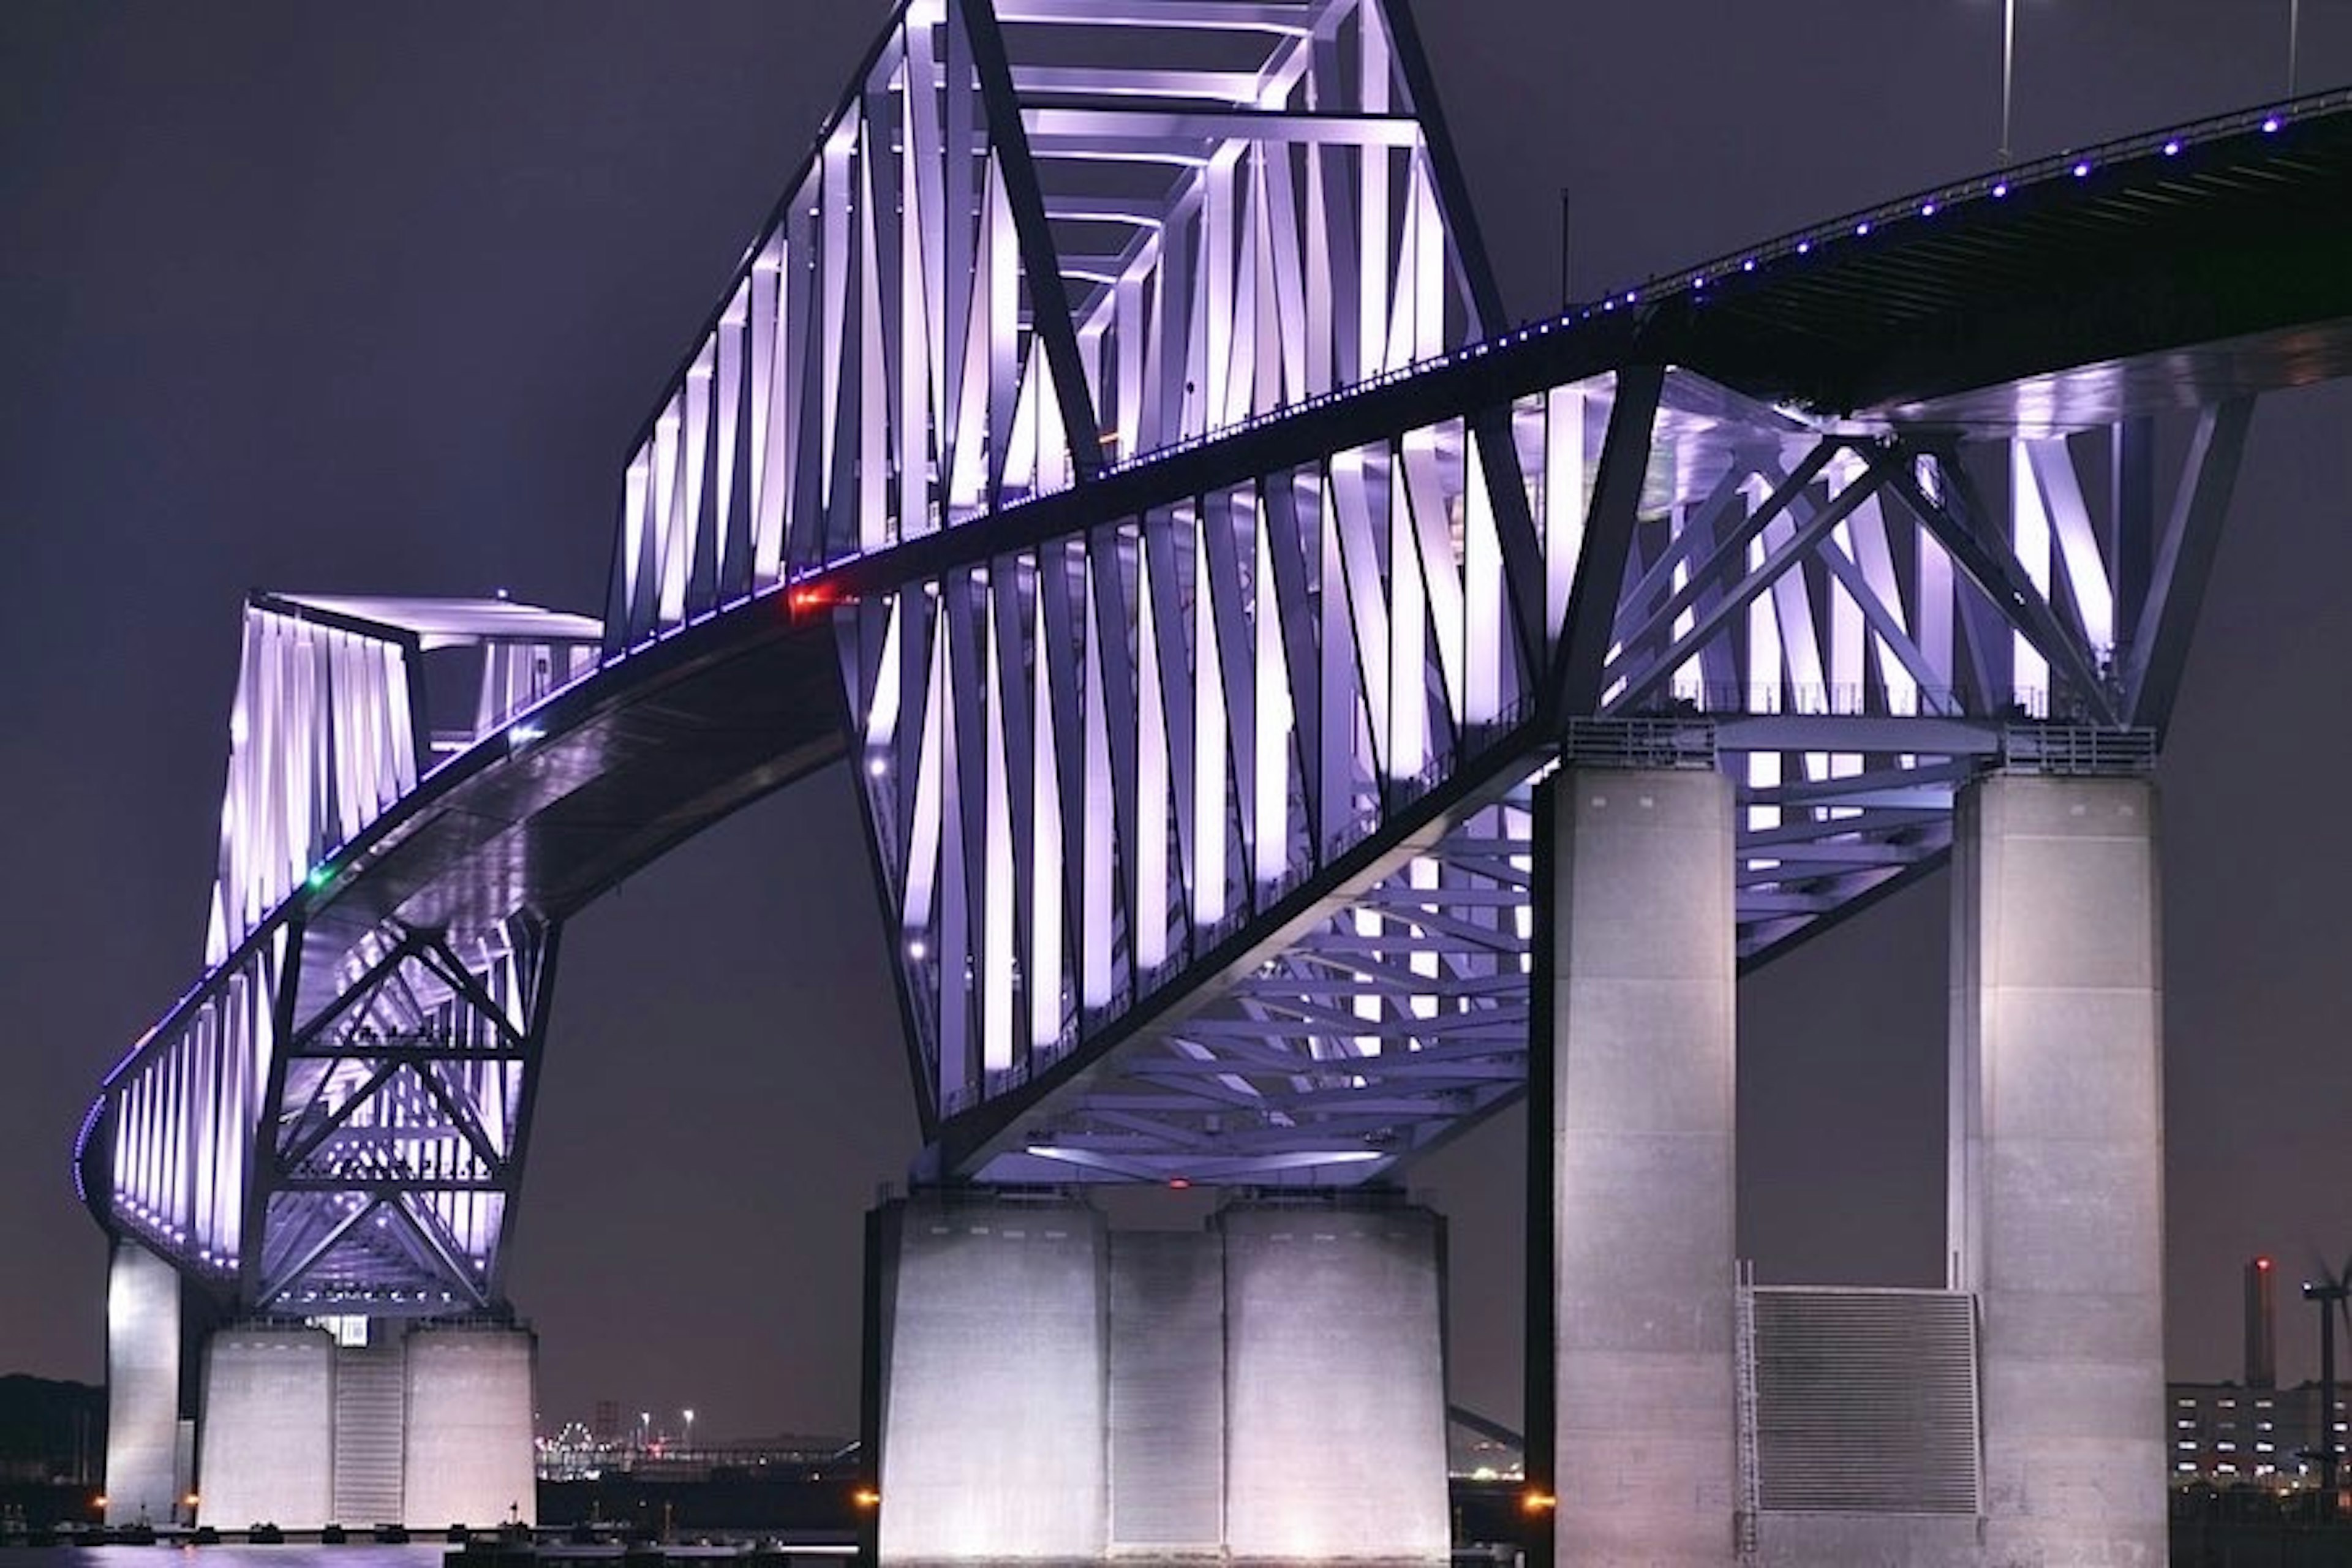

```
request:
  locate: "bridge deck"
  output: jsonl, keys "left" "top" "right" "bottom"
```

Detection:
{"left": 79, "top": 67, "right": 2352, "bottom": 1290}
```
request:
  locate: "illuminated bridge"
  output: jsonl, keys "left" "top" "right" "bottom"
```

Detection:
{"left": 77, "top": 1, "right": 2352, "bottom": 1561}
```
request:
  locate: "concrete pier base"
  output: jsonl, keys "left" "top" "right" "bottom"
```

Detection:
{"left": 173, "top": 1317, "right": 530, "bottom": 1529}
{"left": 1538, "top": 766, "right": 1738, "bottom": 1567}
{"left": 870, "top": 1191, "right": 1110, "bottom": 1561}
{"left": 1221, "top": 1198, "right": 1450, "bottom": 1562}
{"left": 197, "top": 1324, "right": 336, "bottom": 1528}
{"left": 104, "top": 1240, "right": 188, "bottom": 1527}
{"left": 403, "top": 1324, "right": 540, "bottom": 1528}
{"left": 1106, "top": 1229, "right": 1223, "bottom": 1554}
{"left": 867, "top": 1188, "right": 1452, "bottom": 1563}
{"left": 1953, "top": 774, "right": 2166, "bottom": 1567}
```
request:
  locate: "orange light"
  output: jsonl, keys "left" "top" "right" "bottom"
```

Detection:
{"left": 1520, "top": 1490, "right": 1558, "bottom": 1513}
{"left": 852, "top": 1487, "right": 881, "bottom": 1510}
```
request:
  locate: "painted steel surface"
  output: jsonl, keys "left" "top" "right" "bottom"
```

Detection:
{"left": 73, "top": 0, "right": 2352, "bottom": 1305}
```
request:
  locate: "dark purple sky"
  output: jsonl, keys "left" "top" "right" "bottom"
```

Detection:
{"left": 4, "top": 2, "right": 2350, "bottom": 1442}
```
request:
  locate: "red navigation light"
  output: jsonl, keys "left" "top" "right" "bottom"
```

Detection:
{"left": 786, "top": 582, "right": 845, "bottom": 619}
{"left": 2258, "top": 1256, "right": 2273, "bottom": 1271}
{"left": 1167, "top": 1177, "right": 1192, "bottom": 1191}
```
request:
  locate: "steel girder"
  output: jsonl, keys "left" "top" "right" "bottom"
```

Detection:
{"left": 81, "top": 0, "right": 2318, "bottom": 1267}
{"left": 845, "top": 369, "right": 2255, "bottom": 1185}
{"left": 603, "top": 0, "right": 1499, "bottom": 652}
{"left": 82, "top": 595, "right": 595, "bottom": 1310}
{"left": 604, "top": 1, "right": 2271, "bottom": 1183}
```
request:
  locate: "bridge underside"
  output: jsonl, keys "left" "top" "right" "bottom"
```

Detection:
{"left": 70, "top": 6, "right": 2352, "bottom": 1562}
{"left": 74, "top": 0, "right": 2352, "bottom": 1327}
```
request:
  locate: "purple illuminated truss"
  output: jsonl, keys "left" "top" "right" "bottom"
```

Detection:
{"left": 86, "top": 0, "right": 2323, "bottom": 1310}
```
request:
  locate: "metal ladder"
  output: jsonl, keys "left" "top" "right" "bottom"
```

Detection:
{"left": 1735, "top": 1260, "right": 1762, "bottom": 1566}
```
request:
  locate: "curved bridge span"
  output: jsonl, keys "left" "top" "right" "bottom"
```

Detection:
{"left": 78, "top": 0, "right": 2352, "bottom": 1327}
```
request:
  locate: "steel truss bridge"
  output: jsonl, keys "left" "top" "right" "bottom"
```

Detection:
{"left": 75, "top": 0, "right": 2352, "bottom": 1321}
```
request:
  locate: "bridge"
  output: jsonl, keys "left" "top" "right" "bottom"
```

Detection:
{"left": 75, "top": 0, "right": 2352, "bottom": 1561}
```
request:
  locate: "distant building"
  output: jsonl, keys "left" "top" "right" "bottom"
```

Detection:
{"left": 2168, "top": 1382, "right": 2345, "bottom": 1487}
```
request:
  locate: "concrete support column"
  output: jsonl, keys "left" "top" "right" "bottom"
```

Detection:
{"left": 869, "top": 1191, "right": 1108, "bottom": 1561}
{"left": 1107, "top": 1229, "right": 1224, "bottom": 1554}
{"left": 197, "top": 1324, "right": 334, "bottom": 1528}
{"left": 1539, "top": 766, "right": 1738, "bottom": 1566}
{"left": 402, "top": 1324, "right": 539, "bottom": 1528}
{"left": 104, "top": 1239, "right": 187, "bottom": 1528}
{"left": 1221, "top": 1197, "right": 1450, "bottom": 1562}
{"left": 1951, "top": 774, "right": 2165, "bottom": 1565}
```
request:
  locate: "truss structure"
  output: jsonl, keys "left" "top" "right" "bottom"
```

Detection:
{"left": 86, "top": 0, "right": 2321, "bottom": 1304}
{"left": 86, "top": 595, "right": 595, "bottom": 1310}
{"left": 850, "top": 365, "right": 2250, "bottom": 1183}
{"left": 605, "top": 0, "right": 1494, "bottom": 647}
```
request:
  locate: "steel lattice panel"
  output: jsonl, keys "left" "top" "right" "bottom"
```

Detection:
{"left": 1750, "top": 1286, "right": 1982, "bottom": 1515}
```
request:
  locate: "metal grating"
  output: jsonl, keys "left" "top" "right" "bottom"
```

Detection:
{"left": 1749, "top": 1286, "right": 1981, "bottom": 1515}
{"left": 1563, "top": 715, "right": 1719, "bottom": 771}
{"left": 2001, "top": 724, "right": 2158, "bottom": 777}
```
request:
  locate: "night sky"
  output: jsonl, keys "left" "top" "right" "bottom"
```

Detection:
{"left": 6, "top": 2, "right": 2352, "bottom": 1444}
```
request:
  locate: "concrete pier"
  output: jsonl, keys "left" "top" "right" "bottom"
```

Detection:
{"left": 197, "top": 1324, "right": 335, "bottom": 1528}
{"left": 1221, "top": 1198, "right": 1450, "bottom": 1562}
{"left": 1537, "top": 766, "right": 1739, "bottom": 1566}
{"left": 1952, "top": 774, "right": 2166, "bottom": 1566}
{"left": 869, "top": 1191, "right": 1110, "bottom": 1561}
{"left": 404, "top": 1324, "right": 540, "bottom": 1528}
{"left": 167, "top": 1317, "right": 533, "bottom": 1530}
{"left": 103, "top": 1240, "right": 188, "bottom": 1527}
{"left": 1106, "top": 1229, "right": 1223, "bottom": 1553}
{"left": 867, "top": 1188, "right": 1452, "bottom": 1562}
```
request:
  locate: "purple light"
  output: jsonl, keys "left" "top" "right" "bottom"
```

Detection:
{"left": 1855, "top": 221, "right": 1871, "bottom": 236}
{"left": 1741, "top": 257, "right": 1755, "bottom": 272}
{"left": 1796, "top": 240, "right": 1811, "bottom": 255}
{"left": 1920, "top": 202, "right": 1937, "bottom": 217}
{"left": 1992, "top": 182, "right": 2009, "bottom": 197}
{"left": 2163, "top": 140, "right": 2182, "bottom": 156}
{"left": 1624, "top": 290, "right": 1637, "bottom": 304}
{"left": 2073, "top": 160, "right": 2090, "bottom": 178}
{"left": 2263, "top": 115, "right": 2282, "bottom": 134}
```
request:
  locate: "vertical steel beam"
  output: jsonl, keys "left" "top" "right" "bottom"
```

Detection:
{"left": 1548, "top": 364, "right": 1664, "bottom": 717}
{"left": 2123, "top": 399, "right": 2254, "bottom": 736}
{"left": 958, "top": 0, "right": 1106, "bottom": 486}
